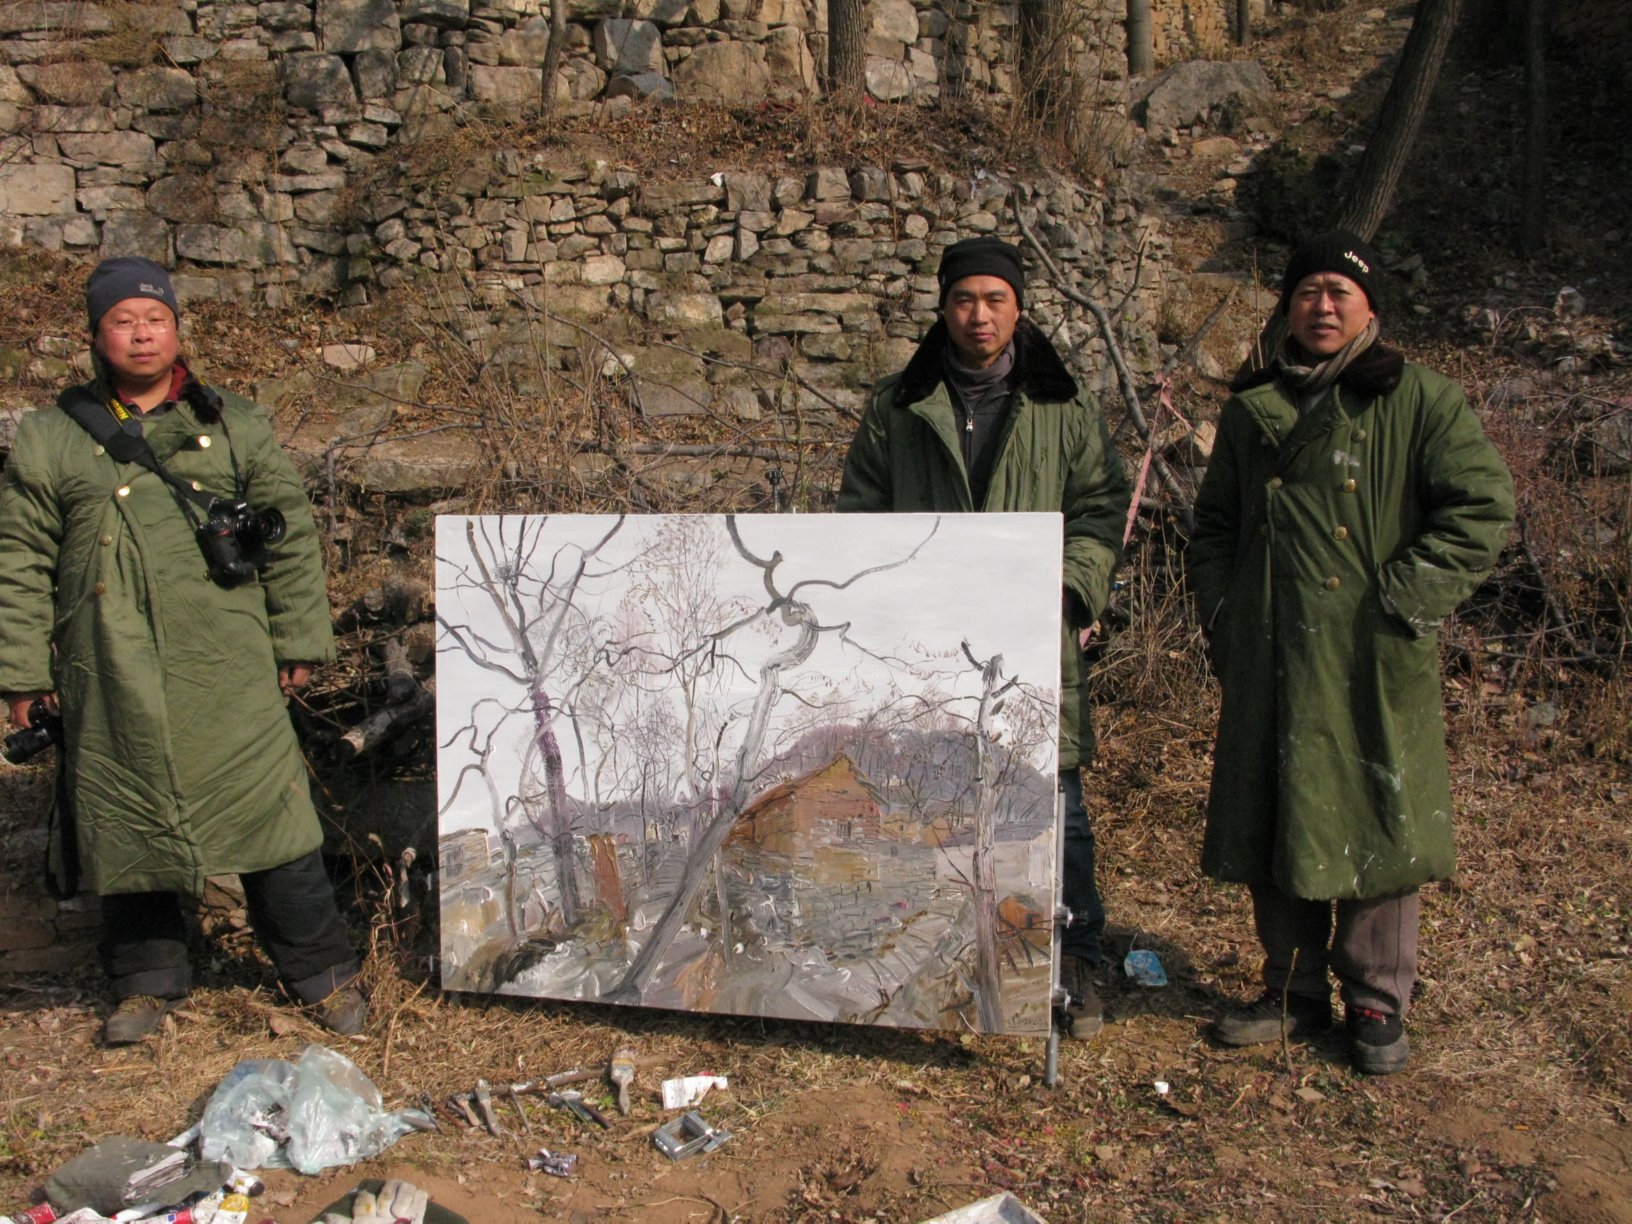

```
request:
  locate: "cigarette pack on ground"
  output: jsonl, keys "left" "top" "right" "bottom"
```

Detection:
{"left": 660, "top": 1075, "right": 728, "bottom": 1110}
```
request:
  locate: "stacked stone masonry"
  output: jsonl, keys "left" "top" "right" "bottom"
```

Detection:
{"left": 0, "top": 0, "right": 1162, "bottom": 413}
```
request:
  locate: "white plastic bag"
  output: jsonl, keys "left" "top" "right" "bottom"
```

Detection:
{"left": 197, "top": 1059, "right": 297, "bottom": 1171}
{"left": 199, "top": 1045, "right": 432, "bottom": 1174}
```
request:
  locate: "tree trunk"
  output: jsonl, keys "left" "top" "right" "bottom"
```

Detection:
{"left": 502, "top": 832, "right": 521, "bottom": 938}
{"left": 1236, "top": 0, "right": 1252, "bottom": 46}
{"left": 1017, "top": 0, "right": 1063, "bottom": 121}
{"left": 1520, "top": 0, "right": 1547, "bottom": 254}
{"left": 1126, "top": 0, "right": 1153, "bottom": 75}
{"left": 969, "top": 652, "right": 1006, "bottom": 1034}
{"left": 589, "top": 834, "right": 626, "bottom": 924}
{"left": 1334, "top": 0, "right": 1467, "bottom": 240}
{"left": 539, "top": 0, "right": 567, "bottom": 113}
{"left": 530, "top": 685, "right": 582, "bottom": 928}
{"left": 828, "top": 0, "right": 865, "bottom": 99}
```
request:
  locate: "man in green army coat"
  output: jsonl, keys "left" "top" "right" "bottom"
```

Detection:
{"left": 838, "top": 237, "right": 1131, "bottom": 1037}
{"left": 1189, "top": 232, "right": 1514, "bottom": 1074}
{"left": 0, "top": 257, "right": 367, "bottom": 1044}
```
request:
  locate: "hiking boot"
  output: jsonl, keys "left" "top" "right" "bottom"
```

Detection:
{"left": 311, "top": 985, "right": 369, "bottom": 1036}
{"left": 1347, "top": 1006, "right": 1409, "bottom": 1075}
{"left": 1209, "top": 991, "right": 1332, "bottom": 1047}
{"left": 312, "top": 985, "right": 369, "bottom": 1036}
{"left": 104, "top": 995, "right": 178, "bottom": 1045}
{"left": 1061, "top": 957, "right": 1103, "bottom": 1040}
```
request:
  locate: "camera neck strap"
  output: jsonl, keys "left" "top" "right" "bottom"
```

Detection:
{"left": 56, "top": 385, "right": 244, "bottom": 527}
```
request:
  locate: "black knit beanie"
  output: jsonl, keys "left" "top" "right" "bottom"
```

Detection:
{"left": 86, "top": 256, "right": 177, "bottom": 332}
{"left": 937, "top": 237, "right": 1025, "bottom": 308}
{"left": 1278, "top": 230, "right": 1381, "bottom": 315}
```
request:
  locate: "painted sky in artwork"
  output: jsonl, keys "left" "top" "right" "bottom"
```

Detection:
{"left": 434, "top": 513, "right": 1062, "bottom": 835}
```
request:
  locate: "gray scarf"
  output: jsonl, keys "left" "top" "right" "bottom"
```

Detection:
{"left": 1274, "top": 316, "right": 1381, "bottom": 400}
{"left": 942, "top": 341, "right": 1016, "bottom": 507}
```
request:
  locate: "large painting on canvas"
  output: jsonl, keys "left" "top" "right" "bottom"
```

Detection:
{"left": 435, "top": 513, "right": 1061, "bottom": 1035}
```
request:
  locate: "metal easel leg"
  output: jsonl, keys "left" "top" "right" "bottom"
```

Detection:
{"left": 1045, "top": 777, "right": 1070, "bottom": 1088}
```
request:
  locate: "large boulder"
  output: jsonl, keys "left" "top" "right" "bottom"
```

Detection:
{"left": 147, "top": 175, "right": 217, "bottom": 223}
{"left": 671, "top": 40, "right": 769, "bottom": 105}
{"left": 99, "top": 211, "right": 172, "bottom": 263}
{"left": 765, "top": 26, "right": 816, "bottom": 99}
{"left": 317, "top": 0, "right": 403, "bottom": 54}
{"left": 285, "top": 53, "right": 360, "bottom": 110}
{"left": 867, "top": 0, "right": 917, "bottom": 44}
{"left": 631, "top": 0, "right": 689, "bottom": 25}
{"left": 469, "top": 65, "right": 543, "bottom": 109}
{"left": 116, "top": 66, "right": 198, "bottom": 112}
{"left": 865, "top": 56, "right": 911, "bottom": 101}
{"left": 401, "top": 0, "right": 470, "bottom": 26}
{"left": 0, "top": 162, "right": 75, "bottom": 215}
{"left": 1135, "top": 60, "right": 1274, "bottom": 130}
{"left": 17, "top": 61, "right": 113, "bottom": 105}
{"left": 593, "top": 19, "right": 664, "bottom": 74}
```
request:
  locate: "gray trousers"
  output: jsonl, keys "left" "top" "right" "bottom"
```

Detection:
{"left": 1250, "top": 883, "right": 1420, "bottom": 1018}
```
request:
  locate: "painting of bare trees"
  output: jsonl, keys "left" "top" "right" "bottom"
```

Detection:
{"left": 435, "top": 513, "right": 1062, "bottom": 1035}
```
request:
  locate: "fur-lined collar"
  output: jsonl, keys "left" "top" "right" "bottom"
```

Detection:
{"left": 1230, "top": 341, "right": 1406, "bottom": 398}
{"left": 895, "top": 317, "right": 1079, "bottom": 407}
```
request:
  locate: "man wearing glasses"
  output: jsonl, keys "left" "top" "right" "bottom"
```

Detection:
{"left": 0, "top": 257, "right": 366, "bottom": 1044}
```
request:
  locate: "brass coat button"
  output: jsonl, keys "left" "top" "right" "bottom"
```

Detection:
{"left": 93, "top": 444, "right": 105, "bottom": 456}
{"left": 1343, "top": 478, "right": 1357, "bottom": 492}
{"left": 1333, "top": 525, "right": 1349, "bottom": 540}
{"left": 198, "top": 435, "right": 212, "bottom": 448}
{"left": 99, "top": 534, "right": 112, "bottom": 546}
{"left": 1324, "top": 576, "right": 1342, "bottom": 590}
{"left": 116, "top": 486, "right": 130, "bottom": 498}
{"left": 1353, "top": 428, "right": 1367, "bottom": 441}
{"left": 93, "top": 582, "right": 106, "bottom": 595}
{"left": 1268, "top": 476, "right": 1283, "bottom": 490}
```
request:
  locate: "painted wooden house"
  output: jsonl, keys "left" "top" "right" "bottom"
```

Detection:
{"left": 726, "top": 755, "right": 884, "bottom": 857}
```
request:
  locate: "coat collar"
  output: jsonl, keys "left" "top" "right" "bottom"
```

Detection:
{"left": 1229, "top": 340, "right": 1406, "bottom": 398}
{"left": 895, "top": 316, "right": 1079, "bottom": 408}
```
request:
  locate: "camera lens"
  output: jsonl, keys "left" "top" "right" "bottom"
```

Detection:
{"left": 254, "top": 507, "right": 286, "bottom": 547}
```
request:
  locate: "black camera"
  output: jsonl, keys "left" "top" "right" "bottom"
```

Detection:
{"left": 196, "top": 498, "right": 286, "bottom": 587}
{"left": 3, "top": 708, "right": 62, "bottom": 765}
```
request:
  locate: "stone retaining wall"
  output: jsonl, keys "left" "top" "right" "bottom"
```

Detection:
{"left": 0, "top": 0, "right": 1162, "bottom": 432}
{"left": 301, "top": 158, "right": 1166, "bottom": 431}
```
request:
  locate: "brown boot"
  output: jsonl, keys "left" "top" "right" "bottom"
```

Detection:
{"left": 104, "top": 995, "right": 179, "bottom": 1045}
{"left": 1062, "top": 957, "right": 1103, "bottom": 1040}
{"left": 312, "top": 985, "right": 369, "bottom": 1036}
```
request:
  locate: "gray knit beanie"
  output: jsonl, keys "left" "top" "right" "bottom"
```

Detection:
{"left": 86, "top": 256, "right": 177, "bottom": 332}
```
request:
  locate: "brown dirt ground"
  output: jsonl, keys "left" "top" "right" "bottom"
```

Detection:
{"left": 2, "top": 709, "right": 1629, "bottom": 1223}
{"left": 3, "top": 3, "right": 1631, "bottom": 1221}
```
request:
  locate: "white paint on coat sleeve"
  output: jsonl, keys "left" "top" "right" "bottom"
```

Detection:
{"left": 1364, "top": 761, "right": 1403, "bottom": 792}
{"left": 1332, "top": 450, "right": 1362, "bottom": 467}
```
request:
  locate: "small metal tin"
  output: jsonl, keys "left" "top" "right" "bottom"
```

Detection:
{"left": 652, "top": 1111, "right": 731, "bottom": 1160}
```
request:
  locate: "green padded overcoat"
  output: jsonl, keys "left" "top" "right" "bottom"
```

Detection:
{"left": 0, "top": 378, "right": 335, "bottom": 897}
{"left": 1188, "top": 352, "right": 1514, "bottom": 899}
{"left": 836, "top": 318, "right": 1131, "bottom": 770}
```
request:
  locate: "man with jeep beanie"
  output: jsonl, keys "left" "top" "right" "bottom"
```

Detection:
{"left": 0, "top": 257, "right": 366, "bottom": 1045}
{"left": 837, "top": 236, "right": 1132, "bottom": 1039}
{"left": 1189, "top": 231, "right": 1514, "bottom": 1073}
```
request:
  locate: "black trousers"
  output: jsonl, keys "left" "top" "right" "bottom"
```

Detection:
{"left": 1059, "top": 768, "right": 1106, "bottom": 964}
{"left": 100, "top": 849, "right": 359, "bottom": 1005}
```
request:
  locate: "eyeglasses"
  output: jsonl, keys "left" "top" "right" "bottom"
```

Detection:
{"left": 102, "top": 316, "right": 174, "bottom": 334}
